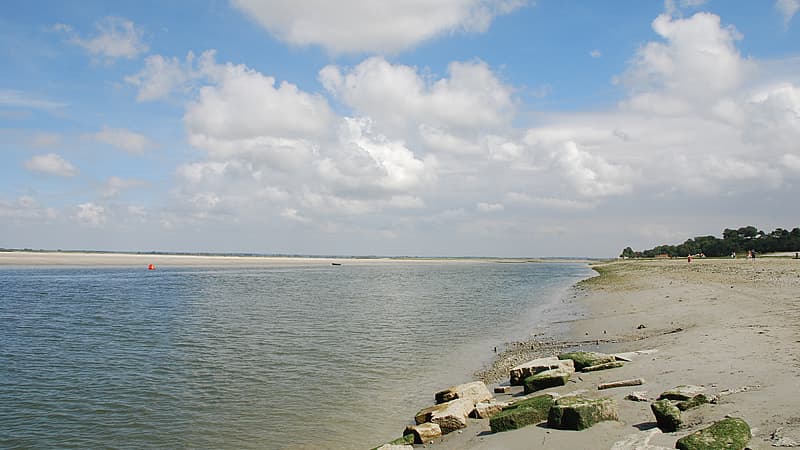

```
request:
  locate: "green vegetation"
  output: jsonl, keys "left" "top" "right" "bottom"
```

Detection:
{"left": 546, "top": 396, "right": 619, "bottom": 430}
{"left": 651, "top": 399, "right": 682, "bottom": 432}
{"left": 621, "top": 225, "right": 800, "bottom": 258}
{"left": 675, "top": 417, "right": 751, "bottom": 450}
{"left": 522, "top": 369, "right": 569, "bottom": 393}
{"left": 558, "top": 351, "right": 616, "bottom": 371}
{"left": 489, "top": 395, "right": 554, "bottom": 433}
{"left": 676, "top": 394, "right": 709, "bottom": 411}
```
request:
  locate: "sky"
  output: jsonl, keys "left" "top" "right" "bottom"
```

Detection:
{"left": 1, "top": 0, "right": 799, "bottom": 257}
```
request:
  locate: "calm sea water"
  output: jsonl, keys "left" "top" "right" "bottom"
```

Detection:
{"left": 0, "top": 260, "right": 593, "bottom": 449}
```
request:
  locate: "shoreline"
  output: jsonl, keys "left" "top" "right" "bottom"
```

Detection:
{"left": 418, "top": 258, "right": 800, "bottom": 449}
{"left": 0, "top": 251, "right": 597, "bottom": 267}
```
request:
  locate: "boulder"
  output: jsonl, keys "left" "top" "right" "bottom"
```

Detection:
{"left": 523, "top": 368, "right": 570, "bottom": 394}
{"left": 657, "top": 385, "right": 705, "bottom": 401}
{"left": 489, "top": 394, "right": 554, "bottom": 433}
{"left": 675, "top": 394, "right": 708, "bottom": 411}
{"left": 582, "top": 361, "right": 624, "bottom": 372}
{"left": 547, "top": 396, "right": 619, "bottom": 430}
{"left": 510, "top": 356, "right": 575, "bottom": 385}
{"left": 473, "top": 401, "right": 508, "bottom": 419}
{"left": 625, "top": 391, "right": 650, "bottom": 402}
{"left": 435, "top": 380, "right": 492, "bottom": 405}
{"left": 429, "top": 398, "right": 473, "bottom": 434}
{"left": 675, "top": 417, "right": 751, "bottom": 450}
{"left": 403, "top": 422, "right": 442, "bottom": 444}
{"left": 650, "top": 399, "right": 682, "bottom": 432}
{"left": 558, "top": 351, "right": 616, "bottom": 371}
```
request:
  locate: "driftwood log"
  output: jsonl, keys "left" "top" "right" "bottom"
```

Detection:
{"left": 597, "top": 378, "right": 645, "bottom": 390}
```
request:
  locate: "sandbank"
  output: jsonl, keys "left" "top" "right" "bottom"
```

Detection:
{"left": 424, "top": 257, "right": 800, "bottom": 449}
{"left": 0, "top": 251, "right": 590, "bottom": 267}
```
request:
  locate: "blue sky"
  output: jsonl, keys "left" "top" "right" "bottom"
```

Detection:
{"left": 1, "top": 0, "right": 799, "bottom": 257}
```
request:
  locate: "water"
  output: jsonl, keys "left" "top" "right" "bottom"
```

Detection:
{"left": 0, "top": 260, "right": 593, "bottom": 449}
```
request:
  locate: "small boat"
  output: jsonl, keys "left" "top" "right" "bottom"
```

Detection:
{"left": 331, "top": 262, "right": 342, "bottom": 266}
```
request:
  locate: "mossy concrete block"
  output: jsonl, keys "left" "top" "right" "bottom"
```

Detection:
{"left": 489, "top": 394, "right": 554, "bottom": 433}
{"left": 675, "top": 417, "right": 751, "bottom": 450}
{"left": 658, "top": 385, "right": 705, "bottom": 401}
{"left": 547, "top": 396, "right": 619, "bottom": 430}
{"left": 651, "top": 399, "right": 682, "bottom": 432}
{"left": 435, "top": 380, "right": 492, "bottom": 405}
{"left": 581, "top": 361, "right": 624, "bottom": 372}
{"left": 403, "top": 422, "right": 441, "bottom": 444}
{"left": 523, "top": 368, "right": 570, "bottom": 394}
{"left": 509, "top": 356, "right": 575, "bottom": 385}
{"left": 558, "top": 351, "right": 616, "bottom": 371}
{"left": 676, "top": 394, "right": 709, "bottom": 411}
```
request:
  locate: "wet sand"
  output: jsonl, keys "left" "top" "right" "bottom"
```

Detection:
{"left": 433, "top": 257, "right": 800, "bottom": 449}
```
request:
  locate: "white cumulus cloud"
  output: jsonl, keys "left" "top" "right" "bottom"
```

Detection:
{"left": 56, "top": 16, "right": 148, "bottom": 60}
{"left": 231, "top": 0, "right": 529, "bottom": 53}
{"left": 75, "top": 202, "right": 106, "bottom": 226}
{"left": 776, "top": 0, "right": 800, "bottom": 25}
{"left": 320, "top": 57, "right": 514, "bottom": 133}
{"left": 24, "top": 153, "right": 78, "bottom": 177}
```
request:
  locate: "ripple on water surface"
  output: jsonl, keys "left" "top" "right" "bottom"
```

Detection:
{"left": 0, "top": 262, "right": 592, "bottom": 449}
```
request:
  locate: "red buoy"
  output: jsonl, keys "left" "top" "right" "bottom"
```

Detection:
{"left": 148, "top": 264, "right": 155, "bottom": 270}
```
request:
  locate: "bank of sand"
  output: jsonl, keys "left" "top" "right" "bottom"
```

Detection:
{"left": 432, "top": 258, "right": 800, "bottom": 449}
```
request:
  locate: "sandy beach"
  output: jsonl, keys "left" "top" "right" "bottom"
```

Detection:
{"left": 426, "top": 257, "right": 800, "bottom": 449}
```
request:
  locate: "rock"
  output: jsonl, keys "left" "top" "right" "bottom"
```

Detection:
{"left": 675, "top": 394, "right": 708, "bottom": 411}
{"left": 675, "top": 417, "right": 751, "bottom": 450}
{"left": 403, "top": 422, "right": 442, "bottom": 444}
{"left": 435, "top": 381, "right": 493, "bottom": 405}
{"left": 473, "top": 401, "right": 508, "bottom": 419}
{"left": 494, "top": 386, "right": 511, "bottom": 394}
{"left": 509, "top": 356, "right": 575, "bottom": 385}
{"left": 415, "top": 403, "right": 443, "bottom": 425}
{"left": 611, "top": 429, "right": 672, "bottom": 450}
{"left": 582, "top": 361, "right": 625, "bottom": 372}
{"left": 429, "top": 398, "right": 473, "bottom": 434}
{"left": 372, "top": 434, "right": 414, "bottom": 450}
{"left": 771, "top": 427, "right": 800, "bottom": 447}
{"left": 558, "top": 351, "right": 617, "bottom": 371}
{"left": 650, "top": 399, "right": 681, "bottom": 432}
{"left": 547, "top": 396, "right": 619, "bottom": 430}
{"left": 489, "top": 394, "right": 554, "bottom": 433}
{"left": 625, "top": 391, "right": 650, "bottom": 402}
{"left": 657, "top": 385, "right": 705, "bottom": 401}
{"left": 523, "top": 368, "right": 570, "bottom": 394}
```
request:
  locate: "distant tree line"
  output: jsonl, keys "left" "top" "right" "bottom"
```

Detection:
{"left": 620, "top": 226, "right": 800, "bottom": 258}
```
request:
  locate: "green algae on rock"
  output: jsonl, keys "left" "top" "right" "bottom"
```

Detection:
{"left": 522, "top": 368, "right": 570, "bottom": 394}
{"left": 676, "top": 394, "right": 709, "bottom": 411}
{"left": 489, "top": 395, "right": 554, "bottom": 433}
{"left": 558, "top": 351, "right": 617, "bottom": 371}
{"left": 675, "top": 417, "right": 751, "bottom": 450}
{"left": 651, "top": 399, "right": 682, "bottom": 432}
{"left": 547, "top": 396, "right": 619, "bottom": 430}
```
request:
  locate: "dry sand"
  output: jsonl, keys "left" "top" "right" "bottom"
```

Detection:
{"left": 429, "top": 257, "right": 800, "bottom": 449}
